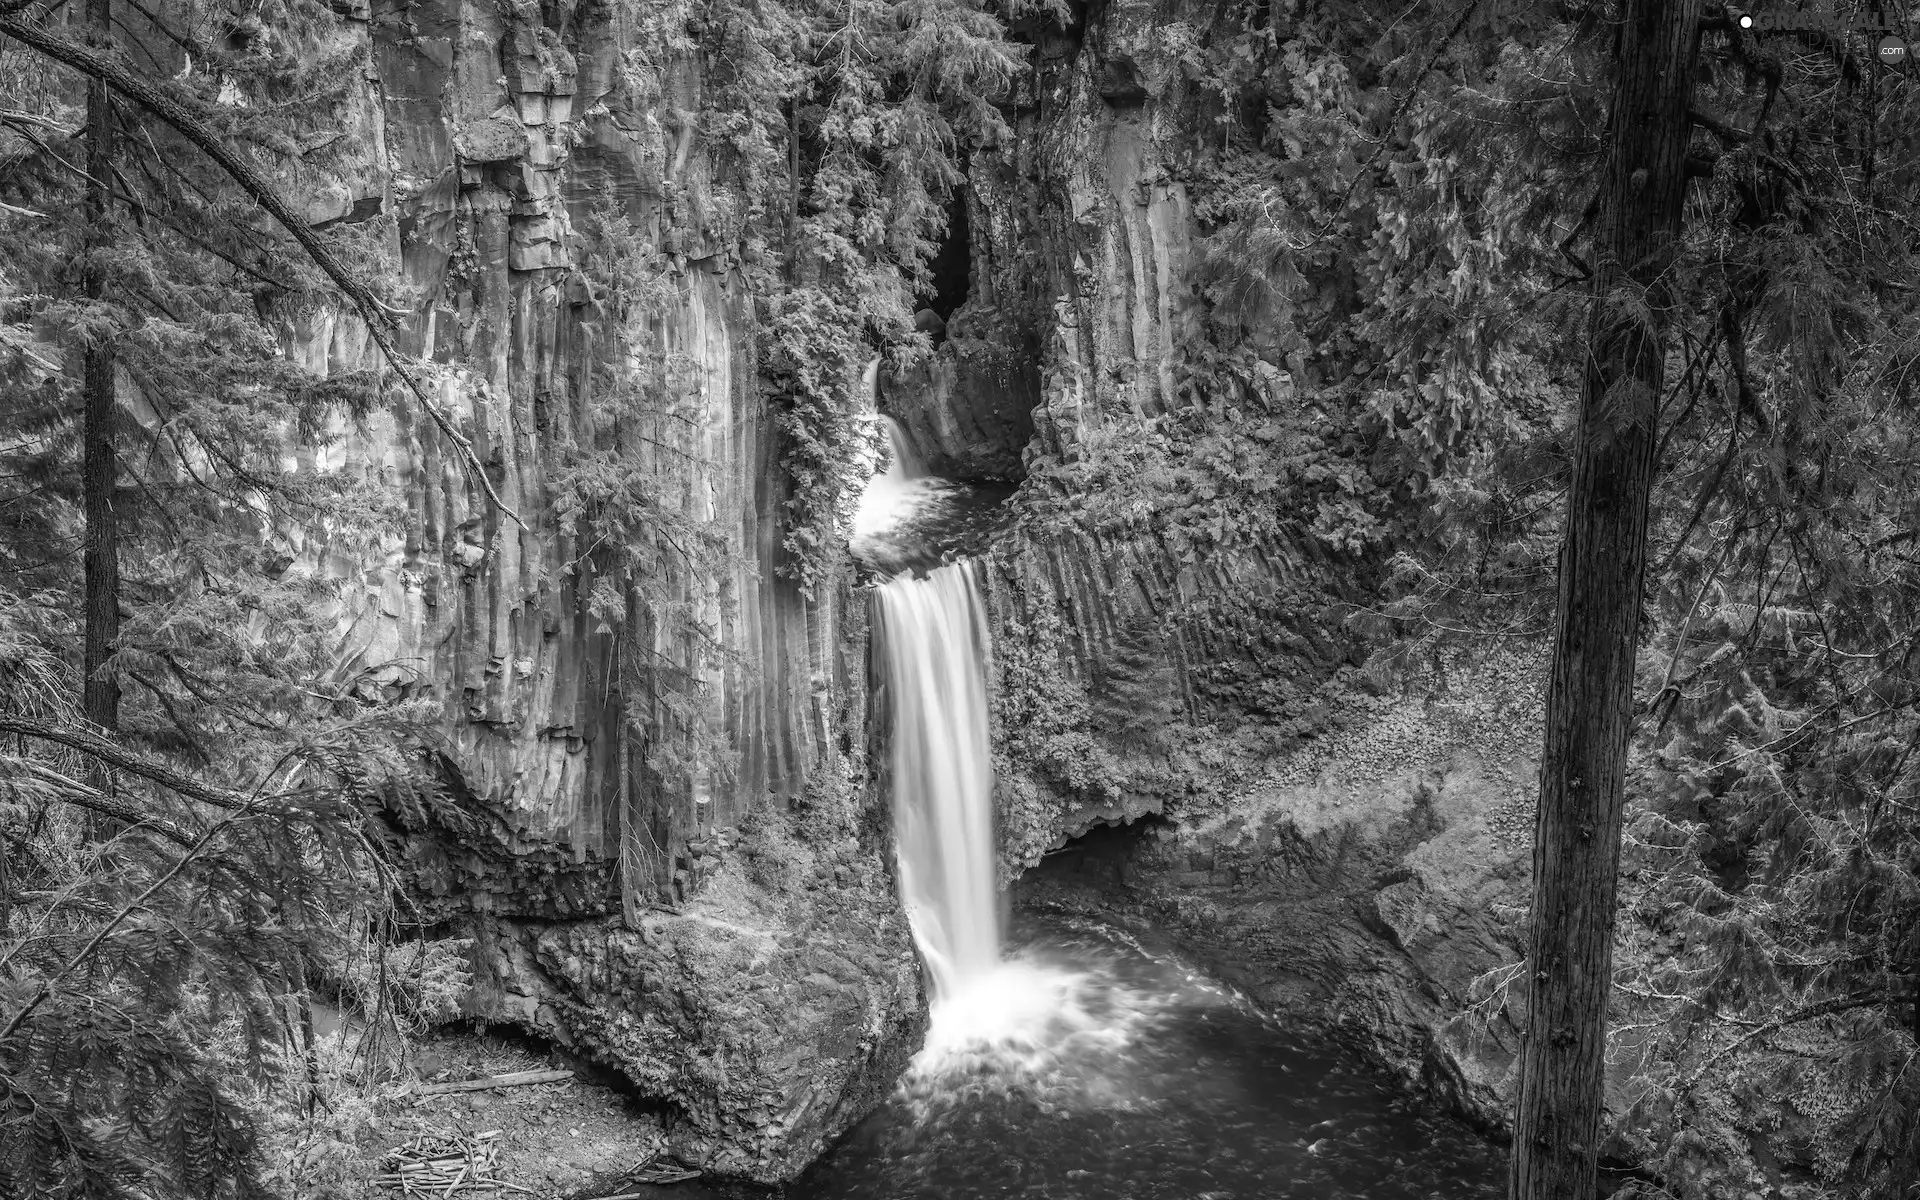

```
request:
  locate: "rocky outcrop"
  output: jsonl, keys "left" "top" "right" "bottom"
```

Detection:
{"left": 880, "top": 296, "right": 1040, "bottom": 483}
{"left": 273, "top": 0, "right": 920, "bottom": 1181}
{"left": 1014, "top": 644, "right": 1546, "bottom": 1130}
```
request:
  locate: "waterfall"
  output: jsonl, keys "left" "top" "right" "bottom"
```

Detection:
{"left": 854, "top": 369, "right": 1001, "bottom": 1002}
{"left": 874, "top": 561, "right": 1001, "bottom": 1001}
{"left": 851, "top": 415, "right": 926, "bottom": 542}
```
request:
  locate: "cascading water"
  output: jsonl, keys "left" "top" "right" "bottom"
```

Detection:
{"left": 873, "top": 563, "right": 1000, "bottom": 1001}
{"left": 854, "top": 401, "right": 1003, "bottom": 1001}
{"left": 816, "top": 373, "right": 1506, "bottom": 1199}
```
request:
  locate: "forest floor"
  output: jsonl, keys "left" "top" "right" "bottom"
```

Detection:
{"left": 314, "top": 1025, "right": 756, "bottom": 1200}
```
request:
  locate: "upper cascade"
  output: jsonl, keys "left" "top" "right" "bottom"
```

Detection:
{"left": 850, "top": 364, "right": 1011, "bottom": 580}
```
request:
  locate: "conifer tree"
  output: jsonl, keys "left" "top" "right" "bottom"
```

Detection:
{"left": 0, "top": 2, "right": 477, "bottom": 1192}
{"left": 1510, "top": 2, "right": 1704, "bottom": 1195}
{"left": 78, "top": 0, "right": 117, "bottom": 750}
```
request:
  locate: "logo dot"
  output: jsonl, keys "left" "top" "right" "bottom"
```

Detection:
{"left": 1738, "top": 12, "right": 1753, "bottom": 27}
{"left": 1880, "top": 35, "right": 1909, "bottom": 64}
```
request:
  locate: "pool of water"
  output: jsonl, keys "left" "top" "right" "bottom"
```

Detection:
{"left": 792, "top": 915, "right": 1506, "bottom": 1200}
{"left": 850, "top": 474, "right": 1015, "bottom": 582}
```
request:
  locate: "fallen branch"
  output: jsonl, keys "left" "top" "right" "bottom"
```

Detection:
{"left": 0, "top": 13, "right": 522, "bottom": 526}
{"left": 412, "top": 1068, "right": 573, "bottom": 1095}
{"left": 378, "top": 1130, "right": 502, "bottom": 1196}
{"left": 587, "top": 1157, "right": 703, "bottom": 1193}
{"left": 584, "top": 1185, "right": 701, "bottom": 1200}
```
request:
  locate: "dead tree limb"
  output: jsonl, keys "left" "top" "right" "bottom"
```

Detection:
{"left": 6, "top": 761, "right": 198, "bottom": 848}
{"left": 0, "top": 715, "right": 245, "bottom": 810}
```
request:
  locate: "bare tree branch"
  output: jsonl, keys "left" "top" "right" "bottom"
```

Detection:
{"left": 0, "top": 784, "right": 267, "bottom": 1042}
{"left": 1680, "top": 991, "right": 1896, "bottom": 1093}
{"left": 0, "top": 715, "right": 244, "bottom": 810}
{"left": 7, "top": 760, "right": 198, "bottom": 848}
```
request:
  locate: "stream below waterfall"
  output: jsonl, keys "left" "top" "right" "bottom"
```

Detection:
{"left": 791, "top": 910, "right": 1505, "bottom": 1200}
{"left": 822, "top": 394, "right": 1507, "bottom": 1199}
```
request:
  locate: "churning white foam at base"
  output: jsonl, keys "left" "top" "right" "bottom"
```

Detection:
{"left": 851, "top": 416, "right": 932, "bottom": 538}
{"left": 892, "top": 940, "right": 1187, "bottom": 1119}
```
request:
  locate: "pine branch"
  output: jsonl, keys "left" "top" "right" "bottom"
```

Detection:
{"left": 0, "top": 787, "right": 266, "bottom": 1043}
{"left": 1688, "top": 104, "right": 1751, "bottom": 145}
{"left": 1651, "top": 533, "right": 1735, "bottom": 736}
{"left": 1719, "top": 304, "right": 1771, "bottom": 435}
{"left": 0, "top": 12, "right": 523, "bottom": 527}
{"left": 1290, "top": 0, "right": 1484, "bottom": 250}
{"left": 1654, "top": 379, "right": 1743, "bottom": 581}
{"left": 1679, "top": 990, "right": 1896, "bottom": 1093}
{"left": 0, "top": 715, "right": 244, "bottom": 810}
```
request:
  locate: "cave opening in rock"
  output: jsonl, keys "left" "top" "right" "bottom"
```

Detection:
{"left": 412, "top": 1020, "right": 685, "bottom": 1120}
{"left": 923, "top": 190, "right": 971, "bottom": 324}
{"left": 1026, "top": 813, "right": 1173, "bottom": 888}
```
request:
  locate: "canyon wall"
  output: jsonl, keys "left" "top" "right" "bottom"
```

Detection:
{"left": 875, "top": 3, "right": 1864, "bottom": 1193}
{"left": 875, "top": 0, "right": 1603, "bottom": 1172}
{"left": 281, "top": 0, "right": 921, "bottom": 1181}
{"left": 902, "top": 0, "right": 1550, "bottom": 1152}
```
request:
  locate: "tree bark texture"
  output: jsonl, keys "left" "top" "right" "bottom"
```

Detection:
{"left": 1509, "top": 3, "right": 1703, "bottom": 1198}
{"left": 80, "top": 0, "right": 119, "bottom": 740}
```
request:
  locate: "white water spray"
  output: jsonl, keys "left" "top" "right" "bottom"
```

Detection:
{"left": 850, "top": 414, "right": 932, "bottom": 555}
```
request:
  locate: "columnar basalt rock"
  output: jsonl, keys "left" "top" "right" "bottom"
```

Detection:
{"left": 910, "top": 0, "right": 1357, "bottom": 863}
{"left": 270, "top": 0, "right": 920, "bottom": 1181}
{"left": 891, "top": 0, "right": 1534, "bottom": 1159}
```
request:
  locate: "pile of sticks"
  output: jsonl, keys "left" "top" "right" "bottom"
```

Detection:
{"left": 375, "top": 1130, "right": 504, "bottom": 1195}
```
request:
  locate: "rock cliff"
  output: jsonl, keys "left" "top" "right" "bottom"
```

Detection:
{"left": 881, "top": 0, "right": 1537, "bottom": 1157}
{"left": 282, "top": 0, "right": 921, "bottom": 1181}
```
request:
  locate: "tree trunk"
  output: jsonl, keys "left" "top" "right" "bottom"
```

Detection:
{"left": 80, "top": 0, "right": 119, "bottom": 744}
{"left": 1508, "top": 3, "right": 1703, "bottom": 1198}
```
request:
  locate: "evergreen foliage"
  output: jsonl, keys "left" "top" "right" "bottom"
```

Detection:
{"left": 0, "top": 1, "right": 472, "bottom": 1194}
{"left": 692, "top": 0, "right": 1029, "bottom": 593}
{"left": 1005, "top": 1, "right": 1920, "bottom": 1191}
{"left": 1302, "top": 5, "right": 1920, "bottom": 1194}
{"left": 552, "top": 206, "right": 738, "bottom": 801}
{"left": 0, "top": 710, "right": 466, "bottom": 1199}
{"left": 5, "top": 0, "right": 1920, "bottom": 1193}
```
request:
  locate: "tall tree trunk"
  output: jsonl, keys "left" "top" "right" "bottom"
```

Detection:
{"left": 1509, "top": 3, "right": 1702, "bottom": 1198}
{"left": 80, "top": 0, "right": 119, "bottom": 744}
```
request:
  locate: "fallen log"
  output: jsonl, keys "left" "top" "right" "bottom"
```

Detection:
{"left": 412, "top": 1069, "right": 573, "bottom": 1095}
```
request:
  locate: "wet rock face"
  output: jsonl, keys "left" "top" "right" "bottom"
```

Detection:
{"left": 1013, "top": 669, "right": 1545, "bottom": 1135}
{"left": 286, "top": 0, "right": 919, "bottom": 1182}
{"left": 882, "top": 301, "right": 1041, "bottom": 483}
